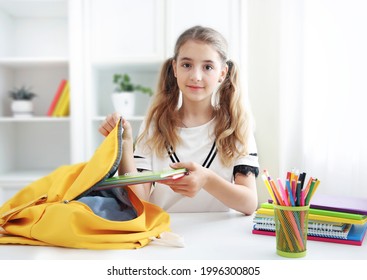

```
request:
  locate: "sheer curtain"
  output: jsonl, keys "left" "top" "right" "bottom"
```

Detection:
{"left": 279, "top": 0, "right": 367, "bottom": 198}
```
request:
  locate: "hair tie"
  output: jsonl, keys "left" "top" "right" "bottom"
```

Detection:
{"left": 226, "top": 60, "right": 233, "bottom": 76}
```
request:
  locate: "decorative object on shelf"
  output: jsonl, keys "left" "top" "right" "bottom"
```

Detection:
{"left": 111, "top": 73, "right": 153, "bottom": 116}
{"left": 52, "top": 80, "right": 70, "bottom": 117}
{"left": 47, "top": 79, "right": 68, "bottom": 116}
{"left": 8, "top": 86, "right": 37, "bottom": 118}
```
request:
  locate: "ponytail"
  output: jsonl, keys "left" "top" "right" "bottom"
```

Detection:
{"left": 157, "top": 58, "right": 179, "bottom": 95}
{"left": 214, "top": 59, "right": 250, "bottom": 165}
{"left": 136, "top": 58, "right": 181, "bottom": 156}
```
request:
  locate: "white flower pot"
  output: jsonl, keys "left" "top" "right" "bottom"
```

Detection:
{"left": 11, "top": 100, "right": 34, "bottom": 118}
{"left": 111, "top": 92, "right": 136, "bottom": 117}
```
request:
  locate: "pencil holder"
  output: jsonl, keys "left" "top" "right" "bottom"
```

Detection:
{"left": 273, "top": 205, "right": 310, "bottom": 258}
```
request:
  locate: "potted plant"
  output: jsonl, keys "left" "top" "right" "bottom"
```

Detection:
{"left": 9, "top": 86, "right": 37, "bottom": 117}
{"left": 111, "top": 73, "right": 153, "bottom": 116}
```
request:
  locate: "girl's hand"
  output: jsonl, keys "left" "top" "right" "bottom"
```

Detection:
{"left": 98, "top": 112, "right": 133, "bottom": 141}
{"left": 163, "top": 162, "right": 209, "bottom": 197}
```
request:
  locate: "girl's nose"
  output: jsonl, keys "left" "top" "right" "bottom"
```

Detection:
{"left": 190, "top": 68, "right": 202, "bottom": 82}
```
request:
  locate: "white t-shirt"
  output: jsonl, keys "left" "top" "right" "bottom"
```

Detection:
{"left": 133, "top": 118, "right": 259, "bottom": 212}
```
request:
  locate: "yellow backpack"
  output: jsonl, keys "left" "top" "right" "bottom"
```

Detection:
{"left": 0, "top": 119, "right": 170, "bottom": 249}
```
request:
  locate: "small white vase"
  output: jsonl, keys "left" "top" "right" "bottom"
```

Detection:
{"left": 111, "top": 92, "right": 136, "bottom": 117}
{"left": 11, "top": 100, "right": 34, "bottom": 118}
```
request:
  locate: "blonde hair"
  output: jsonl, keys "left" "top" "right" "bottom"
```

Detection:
{"left": 136, "top": 26, "right": 252, "bottom": 166}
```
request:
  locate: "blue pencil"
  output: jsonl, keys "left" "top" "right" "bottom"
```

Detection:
{"left": 286, "top": 179, "right": 295, "bottom": 206}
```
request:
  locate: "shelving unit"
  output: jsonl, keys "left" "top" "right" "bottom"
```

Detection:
{"left": 83, "top": 0, "right": 165, "bottom": 158}
{"left": 0, "top": 0, "right": 244, "bottom": 205}
{"left": 0, "top": 0, "right": 70, "bottom": 202}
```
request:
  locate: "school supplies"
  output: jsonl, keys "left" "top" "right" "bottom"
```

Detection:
{"left": 253, "top": 201, "right": 367, "bottom": 246}
{"left": 0, "top": 119, "right": 171, "bottom": 249}
{"left": 95, "top": 168, "right": 188, "bottom": 191}
{"left": 310, "top": 193, "right": 367, "bottom": 215}
{"left": 273, "top": 204, "right": 309, "bottom": 257}
{"left": 259, "top": 202, "right": 367, "bottom": 224}
{"left": 252, "top": 223, "right": 367, "bottom": 246}
{"left": 261, "top": 169, "right": 320, "bottom": 257}
{"left": 262, "top": 169, "right": 320, "bottom": 207}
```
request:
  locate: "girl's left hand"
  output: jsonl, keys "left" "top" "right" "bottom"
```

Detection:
{"left": 162, "top": 162, "right": 209, "bottom": 197}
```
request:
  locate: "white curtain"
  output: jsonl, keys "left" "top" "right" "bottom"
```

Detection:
{"left": 279, "top": 0, "right": 367, "bottom": 198}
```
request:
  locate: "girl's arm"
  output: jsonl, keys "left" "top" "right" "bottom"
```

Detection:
{"left": 99, "top": 113, "right": 151, "bottom": 200}
{"left": 166, "top": 162, "right": 258, "bottom": 215}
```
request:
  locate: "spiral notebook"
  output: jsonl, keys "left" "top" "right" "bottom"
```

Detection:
{"left": 252, "top": 223, "right": 367, "bottom": 246}
{"left": 253, "top": 218, "right": 352, "bottom": 239}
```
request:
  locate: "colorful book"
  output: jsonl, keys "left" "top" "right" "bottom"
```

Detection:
{"left": 253, "top": 214, "right": 348, "bottom": 232}
{"left": 308, "top": 220, "right": 347, "bottom": 231}
{"left": 57, "top": 86, "right": 70, "bottom": 116}
{"left": 52, "top": 80, "right": 70, "bottom": 117}
{"left": 95, "top": 168, "right": 189, "bottom": 191}
{"left": 252, "top": 223, "right": 367, "bottom": 246}
{"left": 310, "top": 193, "right": 367, "bottom": 215}
{"left": 47, "top": 79, "right": 67, "bottom": 116}
{"left": 253, "top": 217, "right": 352, "bottom": 239}
{"left": 258, "top": 203, "right": 367, "bottom": 224}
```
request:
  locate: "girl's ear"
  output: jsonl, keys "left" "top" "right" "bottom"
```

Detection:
{"left": 172, "top": 59, "right": 177, "bottom": 77}
{"left": 219, "top": 64, "right": 228, "bottom": 82}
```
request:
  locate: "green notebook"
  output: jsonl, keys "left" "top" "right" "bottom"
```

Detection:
{"left": 96, "top": 168, "right": 189, "bottom": 190}
{"left": 261, "top": 202, "right": 367, "bottom": 221}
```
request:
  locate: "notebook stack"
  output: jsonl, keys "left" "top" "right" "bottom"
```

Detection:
{"left": 252, "top": 194, "right": 367, "bottom": 246}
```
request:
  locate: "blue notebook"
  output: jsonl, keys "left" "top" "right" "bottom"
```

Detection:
{"left": 346, "top": 223, "right": 367, "bottom": 242}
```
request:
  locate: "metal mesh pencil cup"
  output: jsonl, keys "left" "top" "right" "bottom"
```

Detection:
{"left": 273, "top": 204, "right": 310, "bottom": 258}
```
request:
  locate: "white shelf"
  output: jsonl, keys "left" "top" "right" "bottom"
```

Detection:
{"left": 92, "top": 116, "right": 145, "bottom": 122}
{"left": 0, "top": 57, "right": 68, "bottom": 68}
{"left": 0, "top": 1, "right": 67, "bottom": 18}
{"left": 0, "top": 0, "right": 71, "bottom": 194}
{"left": 0, "top": 116, "right": 70, "bottom": 122}
{"left": 0, "top": 169, "right": 52, "bottom": 184}
{"left": 91, "top": 58, "right": 162, "bottom": 68}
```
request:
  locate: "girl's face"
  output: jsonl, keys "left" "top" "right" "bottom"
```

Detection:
{"left": 172, "top": 40, "right": 227, "bottom": 106}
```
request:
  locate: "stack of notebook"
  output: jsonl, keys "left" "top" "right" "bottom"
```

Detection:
{"left": 252, "top": 194, "right": 367, "bottom": 246}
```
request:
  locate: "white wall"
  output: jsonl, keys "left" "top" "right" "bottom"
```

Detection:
{"left": 247, "top": 0, "right": 281, "bottom": 204}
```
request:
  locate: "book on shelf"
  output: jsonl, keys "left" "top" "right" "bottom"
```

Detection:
{"left": 46, "top": 79, "right": 67, "bottom": 116}
{"left": 52, "top": 80, "right": 70, "bottom": 117}
{"left": 95, "top": 168, "right": 189, "bottom": 191}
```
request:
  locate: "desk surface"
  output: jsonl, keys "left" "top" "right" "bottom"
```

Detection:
{"left": 0, "top": 211, "right": 366, "bottom": 260}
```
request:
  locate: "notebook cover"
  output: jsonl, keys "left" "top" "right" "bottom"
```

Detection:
{"left": 310, "top": 193, "right": 367, "bottom": 215}
{"left": 95, "top": 168, "right": 188, "bottom": 190}
{"left": 260, "top": 202, "right": 367, "bottom": 222}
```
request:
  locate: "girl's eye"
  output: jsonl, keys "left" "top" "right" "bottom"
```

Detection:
{"left": 205, "top": 65, "right": 214, "bottom": 71}
{"left": 182, "top": 63, "right": 191, "bottom": 68}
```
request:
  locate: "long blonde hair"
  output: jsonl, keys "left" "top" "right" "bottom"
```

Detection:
{"left": 136, "top": 26, "right": 252, "bottom": 166}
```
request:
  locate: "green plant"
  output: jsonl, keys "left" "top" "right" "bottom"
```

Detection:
{"left": 113, "top": 73, "right": 153, "bottom": 96}
{"left": 9, "top": 86, "right": 37, "bottom": 100}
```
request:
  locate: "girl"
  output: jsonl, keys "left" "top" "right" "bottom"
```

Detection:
{"left": 99, "top": 26, "right": 259, "bottom": 215}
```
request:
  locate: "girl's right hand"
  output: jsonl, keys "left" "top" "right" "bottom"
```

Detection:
{"left": 98, "top": 112, "right": 121, "bottom": 137}
{"left": 99, "top": 112, "right": 133, "bottom": 142}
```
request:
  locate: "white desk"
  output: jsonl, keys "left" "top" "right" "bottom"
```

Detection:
{"left": 0, "top": 211, "right": 366, "bottom": 260}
